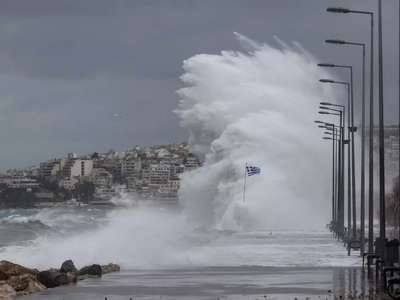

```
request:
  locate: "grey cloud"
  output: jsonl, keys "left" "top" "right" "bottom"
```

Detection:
{"left": 0, "top": 0, "right": 398, "bottom": 171}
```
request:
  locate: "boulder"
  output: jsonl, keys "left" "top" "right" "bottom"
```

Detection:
{"left": 7, "top": 273, "right": 46, "bottom": 294}
{"left": 101, "top": 263, "right": 120, "bottom": 275}
{"left": 60, "top": 260, "right": 79, "bottom": 274}
{"left": 0, "top": 261, "right": 38, "bottom": 278}
{"left": 6, "top": 273, "right": 37, "bottom": 292}
{"left": 67, "top": 272, "right": 77, "bottom": 284}
{"left": 79, "top": 264, "right": 102, "bottom": 277}
{"left": 25, "top": 280, "right": 46, "bottom": 294}
{"left": 37, "top": 271, "right": 69, "bottom": 288}
{"left": 0, "top": 282, "right": 17, "bottom": 300}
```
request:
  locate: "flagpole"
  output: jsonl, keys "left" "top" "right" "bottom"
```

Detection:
{"left": 243, "top": 163, "right": 247, "bottom": 202}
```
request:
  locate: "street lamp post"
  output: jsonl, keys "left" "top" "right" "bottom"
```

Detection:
{"left": 327, "top": 126, "right": 341, "bottom": 226}
{"left": 319, "top": 111, "right": 345, "bottom": 235}
{"left": 378, "top": 0, "right": 386, "bottom": 263}
{"left": 321, "top": 60, "right": 356, "bottom": 243}
{"left": 323, "top": 133, "right": 341, "bottom": 228}
{"left": 327, "top": 5, "right": 375, "bottom": 256}
{"left": 323, "top": 127, "right": 337, "bottom": 223}
{"left": 317, "top": 121, "right": 341, "bottom": 228}
{"left": 320, "top": 104, "right": 346, "bottom": 232}
{"left": 325, "top": 38, "right": 366, "bottom": 255}
{"left": 319, "top": 78, "right": 351, "bottom": 238}
{"left": 320, "top": 123, "right": 342, "bottom": 226}
{"left": 321, "top": 107, "right": 346, "bottom": 228}
{"left": 319, "top": 71, "right": 354, "bottom": 240}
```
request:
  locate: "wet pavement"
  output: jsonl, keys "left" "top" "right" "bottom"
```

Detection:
{"left": 21, "top": 266, "right": 386, "bottom": 300}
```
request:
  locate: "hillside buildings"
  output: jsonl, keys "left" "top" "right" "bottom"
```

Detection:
{"left": 5, "top": 142, "right": 200, "bottom": 202}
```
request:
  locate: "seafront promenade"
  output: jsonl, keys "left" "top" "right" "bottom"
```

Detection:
{"left": 17, "top": 227, "right": 392, "bottom": 300}
{"left": 21, "top": 267, "right": 379, "bottom": 300}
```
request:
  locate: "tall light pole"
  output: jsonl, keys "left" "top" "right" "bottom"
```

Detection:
{"left": 319, "top": 76, "right": 352, "bottom": 238}
{"left": 319, "top": 110, "right": 345, "bottom": 235}
{"left": 326, "top": 38, "right": 366, "bottom": 255}
{"left": 321, "top": 107, "right": 347, "bottom": 228}
{"left": 321, "top": 58, "right": 356, "bottom": 243}
{"left": 319, "top": 78, "right": 350, "bottom": 237}
{"left": 378, "top": 0, "right": 385, "bottom": 262}
{"left": 323, "top": 133, "right": 342, "bottom": 225}
{"left": 322, "top": 126, "right": 338, "bottom": 223}
{"left": 327, "top": 3, "right": 375, "bottom": 261}
{"left": 320, "top": 103, "right": 346, "bottom": 233}
{"left": 317, "top": 120, "right": 340, "bottom": 228}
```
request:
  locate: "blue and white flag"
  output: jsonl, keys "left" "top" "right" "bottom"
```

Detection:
{"left": 246, "top": 166, "right": 261, "bottom": 176}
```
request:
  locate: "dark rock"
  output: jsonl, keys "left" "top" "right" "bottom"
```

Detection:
{"left": 0, "top": 271, "right": 9, "bottom": 281}
{"left": 79, "top": 264, "right": 102, "bottom": 277}
{"left": 37, "top": 271, "right": 70, "bottom": 288}
{"left": 60, "top": 260, "right": 79, "bottom": 274}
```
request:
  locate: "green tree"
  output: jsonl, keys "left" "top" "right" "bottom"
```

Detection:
{"left": 0, "top": 188, "right": 37, "bottom": 208}
{"left": 72, "top": 182, "right": 96, "bottom": 203}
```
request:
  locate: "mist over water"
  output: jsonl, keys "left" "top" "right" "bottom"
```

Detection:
{"left": 0, "top": 34, "right": 347, "bottom": 271}
{"left": 175, "top": 33, "right": 340, "bottom": 230}
{"left": 0, "top": 207, "right": 189, "bottom": 270}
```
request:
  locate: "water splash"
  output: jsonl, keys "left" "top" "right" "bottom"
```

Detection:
{"left": 0, "top": 207, "right": 189, "bottom": 270}
{"left": 175, "top": 33, "right": 341, "bottom": 230}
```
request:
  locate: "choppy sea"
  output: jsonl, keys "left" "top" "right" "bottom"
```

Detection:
{"left": 0, "top": 206, "right": 361, "bottom": 272}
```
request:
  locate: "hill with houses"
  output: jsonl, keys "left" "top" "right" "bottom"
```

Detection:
{"left": 0, "top": 142, "right": 200, "bottom": 208}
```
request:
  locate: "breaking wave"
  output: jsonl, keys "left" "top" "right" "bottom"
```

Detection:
{"left": 175, "top": 33, "right": 340, "bottom": 230}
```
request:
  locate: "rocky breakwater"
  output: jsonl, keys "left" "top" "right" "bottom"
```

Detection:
{"left": 0, "top": 260, "right": 120, "bottom": 299}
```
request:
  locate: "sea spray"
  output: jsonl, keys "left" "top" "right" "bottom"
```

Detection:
{"left": 0, "top": 207, "right": 190, "bottom": 270}
{"left": 176, "top": 33, "right": 342, "bottom": 230}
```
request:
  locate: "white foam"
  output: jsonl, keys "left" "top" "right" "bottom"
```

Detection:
{"left": 175, "top": 33, "right": 341, "bottom": 231}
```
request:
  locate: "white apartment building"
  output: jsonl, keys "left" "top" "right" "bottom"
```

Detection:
{"left": 95, "top": 184, "right": 127, "bottom": 199}
{"left": 58, "top": 177, "right": 79, "bottom": 190}
{"left": 150, "top": 162, "right": 170, "bottom": 185}
{"left": 40, "top": 159, "right": 67, "bottom": 180}
{"left": 8, "top": 178, "right": 39, "bottom": 189}
{"left": 89, "top": 168, "right": 113, "bottom": 188}
{"left": 61, "top": 159, "right": 93, "bottom": 179}
{"left": 0, "top": 175, "right": 15, "bottom": 185}
{"left": 184, "top": 155, "right": 200, "bottom": 171}
{"left": 121, "top": 158, "right": 141, "bottom": 177}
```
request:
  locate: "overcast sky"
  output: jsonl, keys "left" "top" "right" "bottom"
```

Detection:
{"left": 0, "top": 0, "right": 398, "bottom": 172}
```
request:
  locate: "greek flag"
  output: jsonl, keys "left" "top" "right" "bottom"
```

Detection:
{"left": 246, "top": 166, "right": 261, "bottom": 176}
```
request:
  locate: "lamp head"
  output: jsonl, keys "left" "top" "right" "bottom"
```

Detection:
{"left": 327, "top": 7, "right": 350, "bottom": 13}
{"left": 319, "top": 111, "right": 329, "bottom": 114}
{"left": 318, "top": 63, "right": 335, "bottom": 67}
{"left": 320, "top": 79, "right": 335, "bottom": 83}
{"left": 326, "top": 39, "right": 346, "bottom": 45}
{"left": 319, "top": 106, "right": 329, "bottom": 110}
